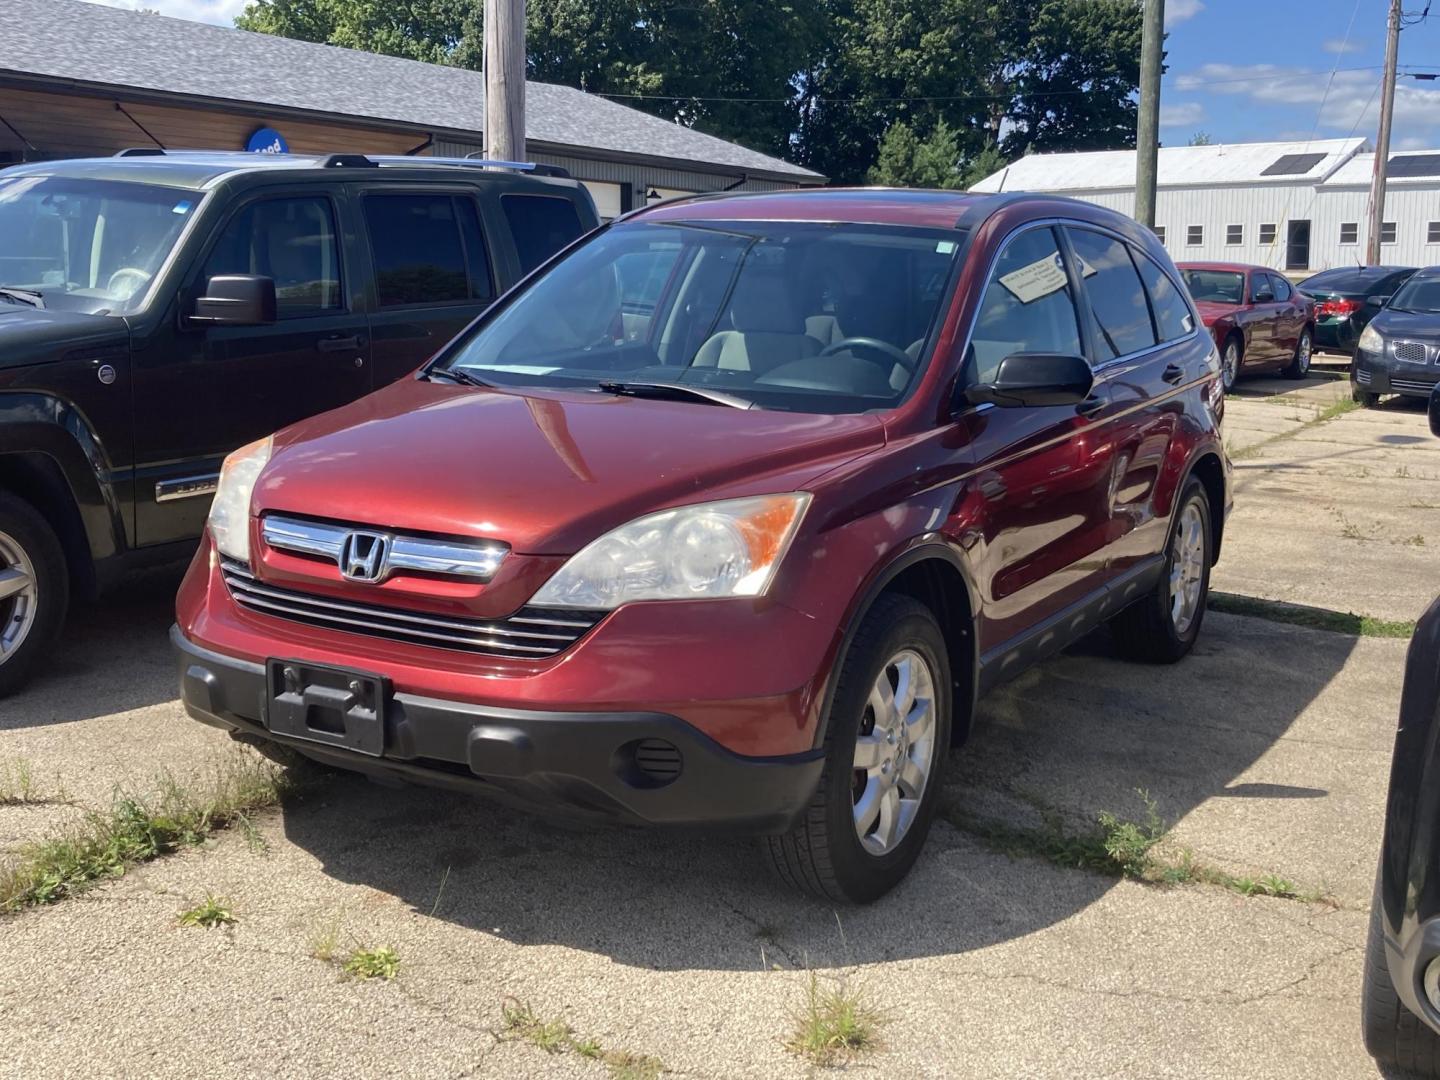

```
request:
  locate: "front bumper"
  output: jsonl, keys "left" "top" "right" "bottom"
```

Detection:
{"left": 1353, "top": 352, "right": 1439, "bottom": 398}
{"left": 174, "top": 625, "right": 824, "bottom": 831}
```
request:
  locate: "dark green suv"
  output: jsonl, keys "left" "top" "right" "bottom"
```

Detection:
{"left": 0, "top": 150, "right": 597, "bottom": 694}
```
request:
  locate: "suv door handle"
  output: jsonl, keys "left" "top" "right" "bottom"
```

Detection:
{"left": 1162, "top": 363, "right": 1184, "bottom": 385}
{"left": 317, "top": 335, "right": 363, "bottom": 353}
{"left": 1076, "top": 394, "right": 1107, "bottom": 418}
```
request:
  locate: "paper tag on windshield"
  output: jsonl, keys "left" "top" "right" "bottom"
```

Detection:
{"left": 999, "top": 254, "right": 1069, "bottom": 304}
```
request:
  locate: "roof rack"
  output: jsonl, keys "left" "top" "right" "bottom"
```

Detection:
{"left": 318, "top": 153, "right": 378, "bottom": 169}
{"left": 107, "top": 148, "right": 571, "bottom": 178}
{"left": 114, "top": 147, "right": 167, "bottom": 157}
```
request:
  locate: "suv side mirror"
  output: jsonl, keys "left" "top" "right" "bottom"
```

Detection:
{"left": 191, "top": 275, "right": 276, "bottom": 326}
{"left": 964, "top": 353, "right": 1094, "bottom": 408}
{"left": 1430, "top": 385, "right": 1440, "bottom": 439}
{"left": 1253, "top": 289, "right": 1274, "bottom": 304}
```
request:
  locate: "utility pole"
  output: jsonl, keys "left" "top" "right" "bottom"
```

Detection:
{"left": 1365, "top": 0, "right": 1402, "bottom": 265}
{"left": 484, "top": 0, "right": 526, "bottom": 162}
{"left": 1134, "top": 0, "right": 1165, "bottom": 229}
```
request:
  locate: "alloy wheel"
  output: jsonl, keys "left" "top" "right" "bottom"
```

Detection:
{"left": 1222, "top": 341, "right": 1239, "bottom": 390}
{"left": 1168, "top": 501, "right": 1207, "bottom": 636}
{"left": 852, "top": 648, "right": 937, "bottom": 856}
{"left": 0, "top": 528, "right": 39, "bottom": 661}
{"left": 1296, "top": 331, "right": 1312, "bottom": 374}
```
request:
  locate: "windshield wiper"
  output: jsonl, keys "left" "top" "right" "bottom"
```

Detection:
{"left": 0, "top": 286, "right": 44, "bottom": 309}
{"left": 424, "top": 366, "right": 493, "bottom": 388}
{"left": 597, "top": 381, "right": 753, "bottom": 410}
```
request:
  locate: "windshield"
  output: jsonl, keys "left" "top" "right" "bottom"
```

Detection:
{"left": 442, "top": 220, "right": 964, "bottom": 414}
{"left": 1387, "top": 275, "right": 1440, "bottom": 315}
{"left": 1181, "top": 269, "right": 1246, "bottom": 304}
{"left": 0, "top": 174, "right": 198, "bottom": 314}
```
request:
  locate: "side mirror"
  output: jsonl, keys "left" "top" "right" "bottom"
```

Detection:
{"left": 191, "top": 275, "right": 276, "bottom": 326}
{"left": 1430, "top": 385, "right": 1440, "bottom": 439}
{"left": 1366, "top": 294, "right": 1392, "bottom": 308}
{"left": 1253, "top": 290, "right": 1274, "bottom": 304}
{"left": 965, "top": 353, "right": 1094, "bottom": 408}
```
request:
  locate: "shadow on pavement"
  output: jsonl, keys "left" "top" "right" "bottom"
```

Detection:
{"left": 279, "top": 611, "right": 1358, "bottom": 970}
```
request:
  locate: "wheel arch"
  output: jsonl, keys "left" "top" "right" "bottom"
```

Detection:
{"left": 814, "top": 543, "right": 980, "bottom": 750}
{"left": 1186, "top": 450, "right": 1227, "bottom": 565}
{"left": 0, "top": 451, "right": 99, "bottom": 600}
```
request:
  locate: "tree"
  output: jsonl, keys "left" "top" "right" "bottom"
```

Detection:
{"left": 235, "top": 0, "right": 477, "bottom": 65}
{"left": 1187, "top": 131, "right": 1213, "bottom": 146}
{"left": 867, "top": 120, "right": 964, "bottom": 188}
{"left": 958, "top": 142, "right": 1008, "bottom": 189}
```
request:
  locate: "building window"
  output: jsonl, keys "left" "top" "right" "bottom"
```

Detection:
{"left": 1186, "top": 225, "right": 1203, "bottom": 246}
{"left": 1382, "top": 221, "right": 1397, "bottom": 245}
{"left": 1339, "top": 222, "right": 1358, "bottom": 245}
{"left": 1259, "top": 223, "right": 1277, "bottom": 245}
{"left": 1153, "top": 225, "right": 1166, "bottom": 245}
{"left": 1225, "top": 224, "right": 1243, "bottom": 246}
{"left": 1429, "top": 221, "right": 1440, "bottom": 244}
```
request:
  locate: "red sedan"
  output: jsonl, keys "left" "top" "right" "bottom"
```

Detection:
{"left": 1177, "top": 262, "right": 1315, "bottom": 390}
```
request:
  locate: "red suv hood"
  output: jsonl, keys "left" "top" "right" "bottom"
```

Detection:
{"left": 257, "top": 379, "right": 885, "bottom": 554}
{"left": 1193, "top": 299, "right": 1239, "bottom": 327}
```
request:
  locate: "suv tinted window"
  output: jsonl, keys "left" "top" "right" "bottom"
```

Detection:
{"left": 968, "top": 227, "right": 1083, "bottom": 383}
{"left": 503, "top": 195, "right": 585, "bottom": 275}
{"left": 364, "top": 194, "right": 492, "bottom": 307}
{"left": 1134, "top": 254, "right": 1194, "bottom": 341}
{"left": 204, "top": 196, "right": 340, "bottom": 316}
{"left": 1066, "top": 228, "right": 1157, "bottom": 360}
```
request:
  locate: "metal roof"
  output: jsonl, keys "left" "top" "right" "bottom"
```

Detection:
{"left": 0, "top": 0, "right": 821, "bottom": 183}
{"left": 1323, "top": 151, "right": 1440, "bottom": 187}
{"left": 969, "top": 138, "right": 1367, "bottom": 193}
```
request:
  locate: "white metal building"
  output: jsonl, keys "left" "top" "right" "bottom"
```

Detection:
{"left": 970, "top": 138, "right": 1440, "bottom": 274}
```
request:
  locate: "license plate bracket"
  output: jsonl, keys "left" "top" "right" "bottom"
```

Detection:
{"left": 264, "top": 660, "right": 388, "bottom": 757}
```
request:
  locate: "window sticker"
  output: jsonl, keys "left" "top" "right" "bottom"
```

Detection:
{"left": 999, "top": 253, "right": 1069, "bottom": 304}
{"left": 935, "top": 240, "right": 957, "bottom": 254}
{"left": 172, "top": 200, "right": 193, "bottom": 215}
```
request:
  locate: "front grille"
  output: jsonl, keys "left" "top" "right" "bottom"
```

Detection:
{"left": 1391, "top": 376, "right": 1438, "bottom": 395}
{"left": 1394, "top": 341, "right": 1432, "bottom": 365}
{"left": 220, "top": 558, "right": 601, "bottom": 657}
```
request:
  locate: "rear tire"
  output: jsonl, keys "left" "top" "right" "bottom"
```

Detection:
{"left": 762, "top": 594, "right": 952, "bottom": 904}
{"left": 1282, "top": 327, "right": 1312, "bottom": 380}
{"left": 1362, "top": 863, "right": 1440, "bottom": 1074}
{"left": 1221, "top": 337, "right": 1241, "bottom": 392}
{"left": 0, "top": 491, "right": 69, "bottom": 698}
{"left": 1110, "top": 477, "right": 1211, "bottom": 664}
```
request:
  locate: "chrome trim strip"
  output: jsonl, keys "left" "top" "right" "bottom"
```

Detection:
{"left": 155, "top": 474, "right": 220, "bottom": 503}
{"left": 261, "top": 515, "right": 508, "bottom": 582}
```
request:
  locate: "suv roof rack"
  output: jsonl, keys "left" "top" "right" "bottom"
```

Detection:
{"left": 369, "top": 154, "right": 572, "bottom": 179}
{"left": 114, "top": 147, "right": 167, "bottom": 157}
{"left": 318, "top": 153, "right": 379, "bottom": 169}
{"left": 107, "top": 148, "right": 571, "bottom": 179}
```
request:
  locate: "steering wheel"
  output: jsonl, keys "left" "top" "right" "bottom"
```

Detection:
{"left": 106, "top": 267, "right": 152, "bottom": 297}
{"left": 819, "top": 336, "right": 916, "bottom": 373}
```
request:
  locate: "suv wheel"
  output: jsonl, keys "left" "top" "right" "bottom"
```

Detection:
{"left": 0, "top": 492, "right": 68, "bottom": 698}
{"left": 1282, "top": 327, "right": 1312, "bottom": 379}
{"left": 1110, "top": 477, "right": 1211, "bottom": 664}
{"left": 1362, "top": 864, "right": 1440, "bottom": 1074}
{"left": 763, "top": 594, "right": 951, "bottom": 903}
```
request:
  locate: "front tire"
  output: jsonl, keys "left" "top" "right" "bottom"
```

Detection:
{"left": 1221, "top": 337, "right": 1241, "bottom": 392}
{"left": 1110, "top": 477, "right": 1211, "bottom": 664}
{"left": 0, "top": 492, "right": 69, "bottom": 698}
{"left": 1352, "top": 382, "right": 1381, "bottom": 407}
{"left": 763, "top": 594, "right": 952, "bottom": 904}
{"left": 1362, "top": 864, "right": 1440, "bottom": 1074}
{"left": 1282, "top": 327, "right": 1312, "bottom": 379}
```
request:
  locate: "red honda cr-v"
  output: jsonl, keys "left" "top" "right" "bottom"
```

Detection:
{"left": 174, "top": 189, "right": 1231, "bottom": 903}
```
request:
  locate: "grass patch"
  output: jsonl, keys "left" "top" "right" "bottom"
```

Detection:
{"left": 0, "top": 752, "right": 296, "bottom": 914}
{"left": 500, "top": 997, "right": 663, "bottom": 1077}
{"left": 178, "top": 894, "right": 236, "bottom": 929}
{"left": 947, "top": 789, "right": 1334, "bottom": 905}
{"left": 786, "top": 973, "right": 881, "bottom": 1065}
{"left": 341, "top": 944, "right": 401, "bottom": 981}
{"left": 0, "top": 758, "right": 38, "bottom": 805}
{"left": 1210, "top": 592, "right": 1415, "bottom": 638}
{"left": 309, "top": 913, "right": 342, "bottom": 962}
{"left": 1229, "top": 394, "right": 1360, "bottom": 461}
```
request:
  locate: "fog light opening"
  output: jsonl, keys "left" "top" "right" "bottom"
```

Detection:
{"left": 612, "top": 738, "right": 684, "bottom": 789}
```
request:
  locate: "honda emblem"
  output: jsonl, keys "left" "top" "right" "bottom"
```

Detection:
{"left": 339, "top": 531, "right": 391, "bottom": 583}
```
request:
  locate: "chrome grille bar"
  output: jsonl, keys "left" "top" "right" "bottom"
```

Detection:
{"left": 220, "top": 558, "right": 600, "bottom": 657}
{"left": 261, "top": 515, "right": 508, "bottom": 582}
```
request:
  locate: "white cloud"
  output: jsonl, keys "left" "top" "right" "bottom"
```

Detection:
{"left": 1165, "top": 0, "right": 1204, "bottom": 27}
{"left": 1322, "top": 37, "right": 1363, "bottom": 55}
{"left": 84, "top": 0, "right": 250, "bottom": 26}
{"left": 1159, "top": 101, "right": 1206, "bottom": 128}
{"left": 1397, "top": 136, "right": 1430, "bottom": 151}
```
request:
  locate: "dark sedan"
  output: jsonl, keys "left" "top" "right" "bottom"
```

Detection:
{"left": 1363, "top": 390, "right": 1440, "bottom": 1073}
{"left": 1352, "top": 267, "right": 1440, "bottom": 406}
{"left": 1299, "top": 265, "right": 1418, "bottom": 356}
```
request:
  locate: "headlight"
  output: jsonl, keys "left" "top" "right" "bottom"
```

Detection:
{"left": 530, "top": 493, "right": 811, "bottom": 610}
{"left": 1358, "top": 323, "right": 1384, "bottom": 354}
{"left": 207, "top": 435, "right": 272, "bottom": 563}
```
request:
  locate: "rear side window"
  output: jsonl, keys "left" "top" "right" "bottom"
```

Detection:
{"left": 1269, "top": 274, "right": 1292, "bottom": 301}
{"left": 967, "top": 226, "right": 1083, "bottom": 384}
{"left": 204, "top": 195, "right": 341, "bottom": 316}
{"left": 364, "top": 194, "right": 493, "bottom": 307}
{"left": 1134, "top": 254, "right": 1194, "bottom": 341}
{"left": 1065, "top": 228, "right": 1158, "bottom": 360}
{"left": 1300, "top": 268, "right": 1380, "bottom": 293}
{"left": 503, "top": 195, "right": 585, "bottom": 275}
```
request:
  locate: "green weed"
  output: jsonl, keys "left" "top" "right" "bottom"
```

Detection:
{"left": 178, "top": 894, "right": 236, "bottom": 929}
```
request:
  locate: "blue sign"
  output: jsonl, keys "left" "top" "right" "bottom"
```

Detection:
{"left": 246, "top": 127, "right": 289, "bottom": 154}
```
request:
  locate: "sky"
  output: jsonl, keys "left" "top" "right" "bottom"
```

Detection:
{"left": 92, "top": 0, "right": 1440, "bottom": 152}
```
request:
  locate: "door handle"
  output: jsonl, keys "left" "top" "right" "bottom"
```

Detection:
{"left": 317, "top": 335, "right": 362, "bottom": 353}
{"left": 1076, "top": 394, "right": 1107, "bottom": 418}
{"left": 1162, "top": 363, "right": 1184, "bottom": 385}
